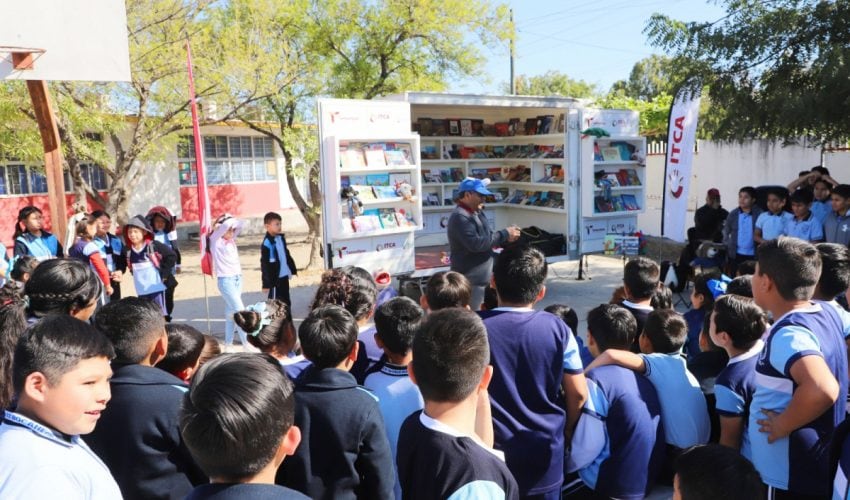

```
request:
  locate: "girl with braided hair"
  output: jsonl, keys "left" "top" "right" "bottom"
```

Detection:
{"left": 24, "top": 258, "right": 102, "bottom": 322}
{"left": 233, "top": 299, "right": 309, "bottom": 380}
{"left": 0, "top": 282, "right": 28, "bottom": 410}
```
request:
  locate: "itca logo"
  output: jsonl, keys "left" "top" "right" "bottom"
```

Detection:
{"left": 667, "top": 169, "right": 685, "bottom": 199}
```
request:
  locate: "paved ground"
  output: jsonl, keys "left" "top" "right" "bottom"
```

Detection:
{"left": 122, "top": 232, "right": 674, "bottom": 498}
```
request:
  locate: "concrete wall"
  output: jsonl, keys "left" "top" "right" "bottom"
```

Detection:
{"left": 638, "top": 139, "right": 849, "bottom": 237}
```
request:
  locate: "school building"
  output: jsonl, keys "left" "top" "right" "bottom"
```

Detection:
{"left": 0, "top": 122, "right": 310, "bottom": 248}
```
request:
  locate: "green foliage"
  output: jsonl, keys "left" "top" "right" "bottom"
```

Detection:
{"left": 645, "top": 0, "right": 850, "bottom": 143}
{"left": 595, "top": 91, "right": 673, "bottom": 138}
{"left": 609, "top": 55, "right": 682, "bottom": 100}
{"left": 508, "top": 71, "right": 598, "bottom": 98}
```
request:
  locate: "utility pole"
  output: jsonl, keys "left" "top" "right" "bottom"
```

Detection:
{"left": 509, "top": 8, "right": 515, "bottom": 95}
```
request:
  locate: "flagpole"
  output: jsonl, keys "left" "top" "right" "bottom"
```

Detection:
{"left": 186, "top": 38, "right": 214, "bottom": 335}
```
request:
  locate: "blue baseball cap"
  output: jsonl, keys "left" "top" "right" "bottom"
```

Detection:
{"left": 458, "top": 177, "right": 493, "bottom": 196}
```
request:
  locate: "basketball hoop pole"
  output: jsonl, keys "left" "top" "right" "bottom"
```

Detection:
{"left": 25, "top": 79, "right": 68, "bottom": 246}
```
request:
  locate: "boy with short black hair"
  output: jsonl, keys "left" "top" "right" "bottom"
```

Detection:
{"left": 261, "top": 211, "right": 298, "bottom": 309}
{"left": 545, "top": 303, "right": 593, "bottom": 367}
{"left": 749, "top": 237, "right": 848, "bottom": 497}
{"left": 0, "top": 315, "right": 121, "bottom": 498}
{"left": 479, "top": 245, "right": 586, "bottom": 499}
{"left": 621, "top": 256, "right": 660, "bottom": 352}
{"left": 181, "top": 353, "right": 308, "bottom": 499}
{"left": 755, "top": 187, "right": 792, "bottom": 244}
{"left": 587, "top": 309, "right": 710, "bottom": 454}
{"left": 397, "top": 308, "right": 518, "bottom": 499}
{"left": 785, "top": 189, "right": 824, "bottom": 243}
{"left": 707, "top": 294, "right": 767, "bottom": 459}
{"left": 564, "top": 304, "right": 665, "bottom": 499}
{"left": 814, "top": 243, "right": 850, "bottom": 339}
{"left": 421, "top": 270, "right": 471, "bottom": 311}
{"left": 673, "top": 444, "right": 764, "bottom": 500}
{"left": 724, "top": 186, "right": 764, "bottom": 274}
{"left": 158, "top": 323, "right": 206, "bottom": 382}
{"left": 277, "top": 304, "right": 394, "bottom": 499}
{"left": 88, "top": 297, "right": 206, "bottom": 498}
{"left": 825, "top": 184, "right": 850, "bottom": 246}
{"left": 363, "top": 296, "right": 425, "bottom": 499}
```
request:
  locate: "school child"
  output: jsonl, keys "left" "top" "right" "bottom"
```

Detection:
{"left": 276, "top": 305, "right": 394, "bottom": 499}
{"left": 587, "top": 309, "right": 710, "bottom": 454}
{"left": 363, "top": 297, "right": 425, "bottom": 499}
{"left": 9, "top": 255, "right": 37, "bottom": 286}
{"left": 233, "top": 299, "right": 310, "bottom": 380}
{"left": 825, "top": 184, "right": 850, "bottom": 246}
{"left": 261, "top": 211, "right": 298, "bottom": 308}
{"left": 723, "top": 186, "right": 764, "bottom": 274}
{"left": 180, "top": 353, "right": 308, "bottom": 500}
{"left": 91, "top": 210, "right": 126, "bottom": 300}
{"left": 479, "top": 245, "right": 587, "bottom": 499}
{"left": 564, "top": 304, "right": 665, "bottom": 500}
{"left": 811, "top": 177, "right": 833, "bottom": 224}
{"left": 749, "top": 237, "right": 848, "bottom": 497}
{"left": 68, "top": 215, "right": 113, "bottom": 298}
{"left": 813, "top": 243, "right": 850, "bottom": 339}
{"left": 650, "top": 283, "right": 673, "bottom": 309}
{"left": 755, "top": 187, "right": 793, "bottom": 244}
{"left": 420, "top": 270, "right": 471, "bottom": 311}
{"left": 397, "top": 308, "right": 519, "bottom": 499}
{"left": 544, "top": 303, "right": 594, "bottom": 368}
{"left": 683, "top": 274, "right": 729, "bottom": 394}
{"left": 210, "top": 213, "right": 247, "bottom": 347}
{"left": 707, "top": 294, "right": 767, "bottom": 460}
{"left": 726, "top": 275, "right": 753, "bottom": 297}
{"left": 123, "top": 215, "right": 177, "bottom": 317}
{"left": 736, "top": 259, "right": 757, "bottom": 276}
{"left": 157, "top": 323, "right": 205, "bottom": 383}
{"left": 310, "top": 266, "right": 378, "bottom": 381}
{"left": 197, "top": 334, "right": 222, "bottom": 369}
{"left": 620, "top": 256, "right": 660, "bottom": 352}
{"left": 24, "top": 258, "right": 102, "bottom": 322}
{"left": 87, "top": 297, "right": 206, "bottom": 498}
{"left": 785, "top": 189, "right": 825, "bottom": 243}
{"left": 0, "top": 315, "right": 121, "bottom": 498}
{"left": 481, "top": 285, "right": 499, "bottom": 311}
{"left": 146, "top": 206, "right": 180, "bottom": 321}
{"left": 12, "top": 206, "right": 63, "bottom": 261}
{"left": 673, "top": 445, "right": 764, "bottom": 500}
{"left": 0, "top": 283, "right": 27, "bottom": 410}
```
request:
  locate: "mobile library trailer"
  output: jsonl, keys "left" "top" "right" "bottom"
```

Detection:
{"left": 317, "top": 93, "right": 646, "bottom": 277}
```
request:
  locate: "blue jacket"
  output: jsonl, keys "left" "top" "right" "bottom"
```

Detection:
{"left": 723, "top": 206, "right": 764, "bottom": 259}
{"left": 276, "top": 366, "right": 394, "bottom": 500}
{"left": 261, "top": 233, "right": 298, "bottom": 289}
{"left": 86, "top": 364, "right": 206, "bottom": 499}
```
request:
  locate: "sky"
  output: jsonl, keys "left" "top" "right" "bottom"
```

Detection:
{"left": 451, "top": 0, "right": 727, "bottom": 95}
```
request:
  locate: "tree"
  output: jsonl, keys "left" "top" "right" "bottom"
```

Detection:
{"left": 645, "top": 0, "right": 850, "bottom": 143}
{"left": 594, "top": 91, "right": 673, "bottom": 138}
{"left": 505, "top": 71, "right": 598, "bottom": 98}
{"left": 609, "top": 55, "right": 681, "bottom": 100}
{"left": 210, "top": 0, "right": 511, "bottom": 269}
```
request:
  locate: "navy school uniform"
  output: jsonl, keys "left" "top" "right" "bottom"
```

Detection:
{"left": 749, "top": 302, "right": 848, "bottom": 496}
{"left": 185, "top": 483, "right": 309, "bottom": 500}
{"left": 713, "top": 339, "right": 763, "bottom": 461}
{"left": 566, "top": 365, "right": 665, "bottom": 500}
{"left": 261, "top": 232, "right": 297, "bottom": 306}
{"left": 13, "top": 230, "right": 63, "bottom": 260}
{"left": 86, "top": 364, "right": 206, "bottom": 499}
{"left": 275, "top": 366, "right": 394, "bottom": 500}
{"left": 620, "top": 301, "right": 652, "bottom": 353}
{"left": 397, "top": 410, "right": 519, "bottom": 500}
{"left": 479, "top": 308, "right": 583, "bottom": 497}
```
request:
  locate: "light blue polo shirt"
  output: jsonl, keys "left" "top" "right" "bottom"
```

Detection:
{"left": 785, "top": 213, "right": 824, "bottom": 242}
{"left": 811, "top": 200, "right": 831, "bottom": 224}
{"left": 756, "top": 211, "right": 793, "bottom": 240}
{"left": 737, "top": 212, "right": 755, "bottom": 256}
{"left": 640, "top": 353, "right": 710, "bottom": 449}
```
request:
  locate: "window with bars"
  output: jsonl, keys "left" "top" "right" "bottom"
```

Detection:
{"left": 177, "top": 135, "right": 277, "bottom": 186}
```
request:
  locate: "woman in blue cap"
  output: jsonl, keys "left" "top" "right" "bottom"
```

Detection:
{"left": 446, "top": 177, "right": 520, "bottom": 309}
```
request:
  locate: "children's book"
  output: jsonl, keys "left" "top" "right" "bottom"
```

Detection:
{"left": 601, "top": 147, "right": 622, "bottom": 162}
{"left": 595, "top": 196, "right": 614, "bottom": 213}
{"left": 341, "top": 148, "right": 366, "bottom": 169}
{"left": 394, "top": 209, "right": 416, "bottom": 227}
{"left": 366, "top": 174, "right": 389, "bottom": 186}
{"left": 384, "top": 150, "right": 408, "bottom": 166}
{"left": 373, "top": 186, "right": 398, "bottom": 199}
{"left": 389, "top": 172, "right": 412, "bottom": 189}
{"left": 611, "top": 195, "right": 626, "bottom": 212}
{"left": 622, "top": 194, "right": 640, "bottom": 210}
{"left": 378, "top": 208, "right": 399, "bottom": 228}
{"left": 351, "top": 185, "right": 376, "bottom": 201}
{"left": 364, "top": 148, "right": 387, "bottom": 167}
{"left": 348, "top": 175, "right": 367, "bottom": 185}
{"left": 352, "top": 212, "right": 381, "bottom": 232}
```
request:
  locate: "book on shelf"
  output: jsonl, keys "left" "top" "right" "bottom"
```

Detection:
{"left": 340, "top": 148, "right": 366, "bottom": 169}
{"left": 611, "top": 196, "right": 626, "bottom": 212}
{"left": 365, "top": 173, "right": 389, "bottom": 186}
{"left": 352, "top": 211, "right": 382, "bottom": 232}
{"left": 495, "top": 122, "right": 509, "bottom": 136}
{"left": 460, "top": 119, "right": 474, "bottom": 137}
{"left": 421, "top": 145, "right": 438, "bottom": 159}
{"left": 594, "top": 143, "right": 603, "bottom": 162}
{"left": 395, "top": 208, "right": 417, "bottom": 227}
{"left": 621, "top": 194, "right": 640, "bottom": 211}
{"left": 595, "top": 196, "right": 615, "bottom": 213}
{"left": 600, "top": 147, "right": 622, "bottom": 162}
{"left": 557, "top": 113, "right": 565, "bottom": 133}
{"left": 364, "top": 148, "right": 387, "bottom": 167}
{"left": 351, "top": 185, "right": 376, "bottom": 201}
{"left": 373, "top": 186, "right": 398, "bottom": 199}
{"left": 431, "top": 119, "right": 447, "bottom": 136}
{"left": 389, "top": 172, "right": 412, "bottom": 190}
{"left": 384, "top": 150, "right": 408, "bottom": 166}
{"left": 378, "top": 208, "right": 399, "bottom": 228}
{"left": 424, "top": 192, "right": 441, "bottom": 206}
{"left": 625, "top": 169, "right": 641, "bottom": 186}
{"left": 418, "top": 118, "right": 434, "bottom": 136}
{"left": 611, "top": 141, "right": 637, "bottom": 161}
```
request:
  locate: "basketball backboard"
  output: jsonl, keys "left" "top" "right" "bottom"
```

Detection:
{"left": 0, "top": 0, "right": 131, "bottom": 82}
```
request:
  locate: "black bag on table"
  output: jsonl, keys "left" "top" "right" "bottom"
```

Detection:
{"left": 504, "top": 226, "right": 566, "bottom": 257}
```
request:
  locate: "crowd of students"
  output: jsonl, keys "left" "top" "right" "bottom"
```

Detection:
{"left": 3, "top": 179, "right": 850, "bottom": 498}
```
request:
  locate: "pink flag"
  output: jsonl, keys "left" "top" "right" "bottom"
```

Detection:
{"left": 186, "top": 39, "right": 213, "bottom": 275}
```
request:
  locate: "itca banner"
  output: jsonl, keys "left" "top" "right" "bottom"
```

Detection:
{"left": 661, "top": 83, "right": 702, "bottom": 242}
